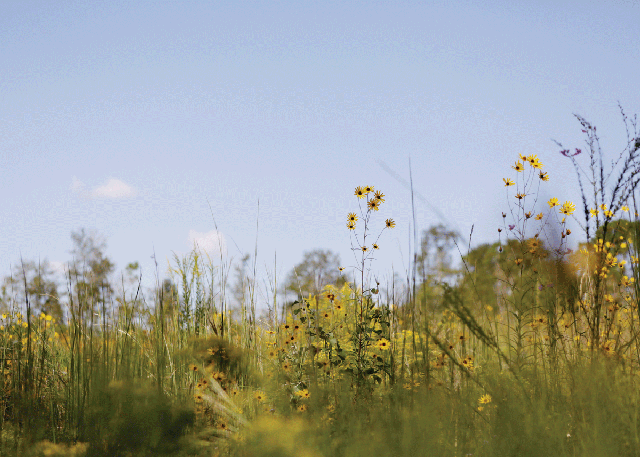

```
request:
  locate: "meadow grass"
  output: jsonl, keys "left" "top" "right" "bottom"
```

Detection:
{"left": 2, "top": 109, "right": 640, "bottom": 456}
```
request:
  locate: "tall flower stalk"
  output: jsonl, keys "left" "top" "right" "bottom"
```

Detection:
{"left": 345, "top": 185, "right": 395, "bottom": 384}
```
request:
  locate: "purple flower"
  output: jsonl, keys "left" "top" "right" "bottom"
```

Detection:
{"left": 538, "top": 285, "right": 544, "bottom": 291}
{"left": 560, "top": 148, "right": 582, "bottom": 158}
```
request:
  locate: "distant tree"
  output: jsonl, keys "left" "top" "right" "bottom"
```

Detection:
{"left": 412, "top": 224, "right": 462, "bottom": 315}
{"left": 457, "top": 241, "right": 502, "bottom": 313}
{"left": 1, "top": 259, "right": 63, "bottom": 320}
{"left": 414, "top": 224, "right": 460, "bottom": 284}
{"left": 68, "top": 228, "right": 115, "bottom": 315}
{"left": 159, "top": 277, "right": 179, "bottom": 316}
{"left": 591, "top": 218, "right": 640, "bottom": 246}
{"left": 283, "top": 249, "right": 346, "bottom": 300}
{"left": 456, "top": 237, "right": 579, "bottom": 317}
{"left": 231, "top": 253, "right": 252, "bottom": 308}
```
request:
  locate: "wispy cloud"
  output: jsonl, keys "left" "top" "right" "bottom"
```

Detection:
{"left": 188, "top": 230, "right": 227, "bottom": 258}
{"left": 71, "top": 176, "right": 137, "bottom": 199}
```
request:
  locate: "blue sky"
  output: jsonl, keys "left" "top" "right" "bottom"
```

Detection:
{"left": 2, "top": 0, "right": 639, "bottom": 305}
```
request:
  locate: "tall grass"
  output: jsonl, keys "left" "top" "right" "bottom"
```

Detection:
{"left": 1, "top": 107, "right": 640, "bottom": 456}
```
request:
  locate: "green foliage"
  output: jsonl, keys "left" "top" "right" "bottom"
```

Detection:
{"left": 82, "top": 380, "right": 194, "bottom": 457}
{"left": 284, "top": 249, "right": 347, "bottom": 300}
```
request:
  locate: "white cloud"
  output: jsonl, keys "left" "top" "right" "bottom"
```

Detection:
{"left": 188, "top": 230, "right": 227, "bottom": 258}
{"left": 71, "top": 176, "right": 137, "bottom": 199}
{"left": 91, "top": 178, "right": 137, "bottom": 198}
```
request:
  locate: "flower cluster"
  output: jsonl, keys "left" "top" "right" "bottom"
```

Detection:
{"left": 346, "top": 185, "right": 395, "bottom": 258}
{"left": 548, "top": 198, "right": 576, "bottom": 215}
{"left": 509, "top": 154, "right": 544, "bottom": 173}
{"left": 347, "top": 185, "right": 395, "bottom": 231}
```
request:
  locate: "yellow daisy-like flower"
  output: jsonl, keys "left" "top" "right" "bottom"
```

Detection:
{"left": 295, "top": 389, "right": 311, "bottom": 399}
{"left": 385, "top": 218, "right": 396, "bottom": 228}
{"left": 621, "top": 206, "right": 629, "bottom": 212}
{"left": 376, "top": 338, "right": 391, "bottom": 351}
{"left": 363, "top": 185, "right": 374, "bottom": 194}
{"left": 254, "top": 391, "right": 266, "bottom": 402}
{"left": 503, "top": 178, "right": 515, "bottom": 187}
{"left": 515, "top": 193, "right": 526, "bottom": 200}
{"left": 599, "top": 203, "right": 607, "bottom": 211}
{"left": 559, "top": 201, "right": 576, "bottom": 215}
{"left": 368, "top": 199, "right": 380, "bottom": 211}
{"left": 298, "top": 404, "right": 308, "bottom": 412}
{"left": 515, "top": 258, "right": 523, "bottom": 266}
{"left": 620, "top": 276, "right": 635, "bottom": 287}
{"left": 528, "top": 238, "right": 541, "bottom": 251}
{"left": 354, "top": 186, "right": 366, "bottom": 199}
{"left": 374, "top": 190, "right": 385, "bottom": 202}
{"left": 347, "top": 212, "right": 358, "bottom": 222}
{"left": 479, "top": 394, "right": 492, "bottom": 404}
{"left": 539, "top": 171, "right": 549, "bottom": 181}
{"left": 339, "top": 267, "right": 345, "bottom": 272}
{"left": 535, "top": 213, "right": 543, "bottom": 220}
{"left": 213, "top": 371, "right": 226, "bottom": 382}
{"left": 373, "top": 243, "right": 379, "bottom": 250}
{"left": 590, "top": 208, "right": 599, "bottom": 218}
{"left": 526, "top": 155, "right": 539, "bottom": 166}
{"left": 531, "top": 159, "right": 543, "bottom": 169}
{"left": 347, "top": 221, "right": 356, "bottom": 230}
{"left": 519, "top": 153, "right": 527, "bottom": 161}
{"left": 512, "top": 161, "right": 525, "bottom": 172}
{"left": 548, "top": 197, "right": 559, "bottom": 208}
{"left": 361, "top": 246, "right": 368, "bottom": 252}
{"left": 189, "top": 364, "right": 199, "bottom": 372}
